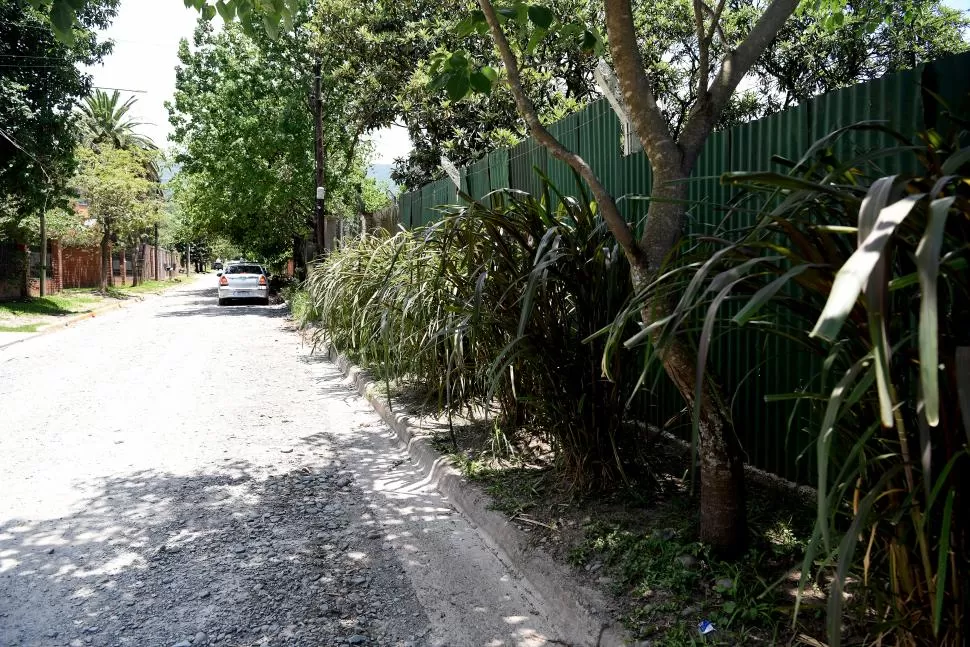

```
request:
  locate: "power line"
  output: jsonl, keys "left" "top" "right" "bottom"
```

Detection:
{"left": 0, "top": 125, "right": 50, "bottom": 182}
{"left": 92, "top": 86, "right": 147, "bottom": 94}
{"left": 0, "top": 53, "right": 68, "bottom": 59}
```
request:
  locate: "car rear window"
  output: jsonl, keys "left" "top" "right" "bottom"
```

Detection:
{"left": 226, "top": 264, "right": 263, "bottom": 274}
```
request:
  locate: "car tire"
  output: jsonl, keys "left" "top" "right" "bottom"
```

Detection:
{"left": 261, "top": 297, "right": 270, "bottom": 306}
{"left": 218, "top": 298, "right": 226, "bottom": 306}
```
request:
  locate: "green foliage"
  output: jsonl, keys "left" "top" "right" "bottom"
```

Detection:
{"left": 568, "top": 496, "right": 813, "bottom": 645}
{"left": 79, "top": 90, "right": 156, "bottom": 152}
{"left": 72, "top": 145, "right": 164, "bottom": 243}
{"left": 620, "top": 125, "right": 969, "bottom": 646}
{"left": 167, "top": 20, "right": 315, "bottom": 259}
{"left": 434, "top": 0, "right": 967, "bottom": 143}
{"left": 0, "top": 0, "right": 117, "bottom": 237}
{"left": 35, "top": 0, "right": 298, "bottom": 41}
{"left": 306, "top": 178, "right": 647, "bottom": 487}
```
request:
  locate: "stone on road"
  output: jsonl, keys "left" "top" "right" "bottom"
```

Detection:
{"left": 0, "top": 277, "right": 561, "bottom": 646}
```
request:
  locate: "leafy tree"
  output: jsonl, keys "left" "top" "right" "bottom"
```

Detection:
{"left": 168, "top": 8, "right": 385, "bottom": 264}
{"left": 752, "top": 0, "right": 969, "bottom": 112}
{"left": 71, "top": 145, "right": 163, "bottom": 290}
{"left": 448, "top": 0, "right": 966, "bottom": 556}
{"left": 0, "top": 0, "right": 117, "bottom": 239}
{"left": 167, "top": 20, "right": 316, "bottom": 263}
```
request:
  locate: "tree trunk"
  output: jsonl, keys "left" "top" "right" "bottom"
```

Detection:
{"left": 637, "top": 168, "right": 748, "bottom": 556}
{"left": 120, "top": 247, "right": 127, "bottom": 287}
{"left": 99, "top": 227, "right": 110, "bottom": 292}
{"left": 293, "top": 235, "right": 306, "bottom": 281}
{"left": 131, "top": 245, "right": 140, "bottom": 287}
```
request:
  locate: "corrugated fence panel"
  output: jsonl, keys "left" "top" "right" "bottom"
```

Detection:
{"left": 466, "top": 157, "right": 491, "bottom": 202}
{"left": 391, "top": 51, "right": 970, "bottom": 484}
{"left": 545, "top": 108, "right": 583, "bottom": 199}
{"left": 509, "top": 137, "right": 547, "bottom": 197}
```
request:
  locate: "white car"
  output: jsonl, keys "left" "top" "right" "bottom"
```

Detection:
{"left": 217, "top": 263, "right": 269, "bottom": 305}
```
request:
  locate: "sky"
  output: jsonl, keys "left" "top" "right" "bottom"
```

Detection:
{"left": 82, "top": 0, "right": 970, "bottom": 167}
{"left": 78, "top": 0, "right": 412, "bottom": 166}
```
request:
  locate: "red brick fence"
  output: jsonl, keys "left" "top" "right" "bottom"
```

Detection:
{"left": 1, "top": 239, "right": 183, "bottom": 299}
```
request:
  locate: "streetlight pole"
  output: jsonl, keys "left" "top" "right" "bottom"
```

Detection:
{"left": 312, "top": 58, "right": 326, "bottom": 254}
{"left": 39, "top": 192, "right": 47, "bottom": 297}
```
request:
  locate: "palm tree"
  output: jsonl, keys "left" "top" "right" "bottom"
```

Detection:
{"left": 79, "top": 90, "right": 157, "bottom": 151}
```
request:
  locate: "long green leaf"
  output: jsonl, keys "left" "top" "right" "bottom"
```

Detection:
{"left": 810, "top": 179, "right": 919, "bottom": 344}
{"left": 915, "top": 196, "right": 955, "bottom": 426}
{"left": 733, "top": 264, "right": 820, "bottom": 325}
{"left": 827, "top": 467, "right": 901, "bottom": 647}
{"left": 817, "top": 355, "right": 873, "bottom": 551}
{"left": 933, "top": 490, "right": 955, "bottom": 636}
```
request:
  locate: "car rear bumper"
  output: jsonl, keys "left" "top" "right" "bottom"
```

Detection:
{"left": 218, "top": 286, "right": 268, "bottom": 300}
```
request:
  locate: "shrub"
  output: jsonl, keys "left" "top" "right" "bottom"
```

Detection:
{"left": 621, "top": 124, "right": 969, "bottom": 646}
{"left": 305, "top": 179, "right": 646, "bottom": 488}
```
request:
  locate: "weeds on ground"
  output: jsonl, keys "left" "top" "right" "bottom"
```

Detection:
{"left": 282, "top": 286, "right": 317, "bottom": 328}
{"left": 109, "top": 279, "right": 181, "bottom": 296}
{"left": 0, "top": 290, "right": 103, "bottom": 319}
{"left": 567, "top": 489, "right": 817, "bottom": 645}
{"left": 441, "top": 428, "right": 818, "bottom": 645}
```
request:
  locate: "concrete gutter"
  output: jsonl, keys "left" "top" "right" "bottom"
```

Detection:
{"left": 325, "top": 342, "right": 631, "bottom": 647}
{"left": 0, "top": 300, "right": 127, "bottom": 351}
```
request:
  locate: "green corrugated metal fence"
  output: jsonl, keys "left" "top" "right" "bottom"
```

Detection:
{"left": 390, "top": 52, "right": 970, "bottom": 485}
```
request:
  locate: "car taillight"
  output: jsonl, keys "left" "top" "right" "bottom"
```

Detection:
{"left": 258, "top": 275, "right": 267, "bottom": 286}
{"left": 219, "top": 276, "right": 228, "bottom": 286}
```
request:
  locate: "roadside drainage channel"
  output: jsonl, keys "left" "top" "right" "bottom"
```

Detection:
{"left": 324, "top": 342, "right": 630, "bottom": 647}
{"left": 0, "top": 301, "right": 127, "bottom": 351}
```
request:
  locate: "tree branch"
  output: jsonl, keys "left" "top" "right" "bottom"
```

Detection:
{"left": 703, "top": 0, "right": 727, "bottom": 48}
{"left": 693, "top": 0, "right": 709, "bottom": 101}
{"left": 603, "top": 0, "right": 682, "bottom": 170}
{"left": 679, "top": 0, "right": 799, "bottom": 161}
{"left": 476, "top": 0, "right": 645, "bottom": 267}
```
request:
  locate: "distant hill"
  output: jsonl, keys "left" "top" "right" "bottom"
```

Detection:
{"left": 368, "top": 163, "right": 395, "bottom": 185}
{"left": 160, "top": 161, "right": 181, "bottom": 185}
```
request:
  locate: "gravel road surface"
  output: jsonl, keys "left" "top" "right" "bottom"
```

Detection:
{"left": 0, "top": 277, "right": 564, "bottom": 647}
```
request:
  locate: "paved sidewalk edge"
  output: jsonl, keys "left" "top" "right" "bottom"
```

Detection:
{"left": 324, "top": 342, "right": 630, "bottom": 647}
{"left": 0, "top": 301, "right": 127, "bottom": 351}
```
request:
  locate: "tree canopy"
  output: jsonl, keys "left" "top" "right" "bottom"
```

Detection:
{"left": 167, "top": 21, "right": 315, "bottom": 261}
{"left": 0, "top": 0, "right": 118, "bottom": 240}
{"left": 166, "top": 10, "right": 385, "bottom": 261}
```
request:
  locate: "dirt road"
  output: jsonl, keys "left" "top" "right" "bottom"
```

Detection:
{"left": 0, "top": 276, "right": 563, "bottom": 647}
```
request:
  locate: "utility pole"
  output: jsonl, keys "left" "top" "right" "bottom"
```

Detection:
{"left": 154, "top": 223, "right": 160, "bottom": 280}
{"left": 39, "top": 193, "right": 47, "bottom": 297}
{"left": 312, "top": 58, "right": 326, "bottom": 254}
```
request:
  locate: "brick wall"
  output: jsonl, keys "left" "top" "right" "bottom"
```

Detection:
{"left": 0, "top": 242, "right": 27, "bottom": 300}
{"left": 61, "top": 246, "right": 102, "bottom": 289}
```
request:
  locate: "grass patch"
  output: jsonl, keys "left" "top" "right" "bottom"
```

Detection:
{"left": 283, "top": 286, "right": 317, "bottom": 325}
{"left": 564, "top": 487, "right": 818, "bottom": 645}
{"left": 107, "top": 279, "right": 183, "bottom": 297}
{"left": 0, "top": 322, "right": 43, "bottom": 333}
{"left": 0, "top": 290, "right": 103, "bottom": 318}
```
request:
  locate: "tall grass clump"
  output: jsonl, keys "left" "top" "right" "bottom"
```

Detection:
{"left": 614, "top": 123, "right": 968, "bottom": 646}
{"left": 305, "top": 177, "right": 646, "bottom": 489}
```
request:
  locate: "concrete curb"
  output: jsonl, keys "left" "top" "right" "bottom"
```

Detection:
{"left": 324, "top": 342, "right": 631, "bottom": 647}
{"left": 0, "top": 301, "right": 128, "bottom": 351}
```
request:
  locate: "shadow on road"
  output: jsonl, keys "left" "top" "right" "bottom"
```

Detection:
{"left": 0, "top": 458, "right": 435, "bottom": 646}
{"left": 155, "top": 304, "right": 289, "bottom": 319}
